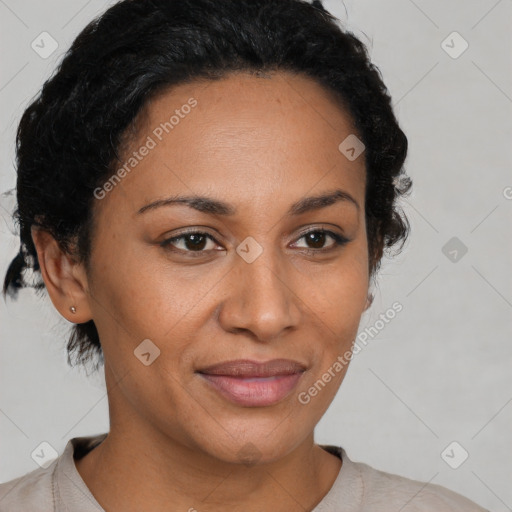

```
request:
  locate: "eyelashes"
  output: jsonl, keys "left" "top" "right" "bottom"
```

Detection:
{"left": 161, "top": 232, "right": 218, "bottom": 255}
{"left": 293, "top": 229, "right": 349, "bottom": 251}
{"left": 160, "top": 228, "right": 350, "bottom": 258}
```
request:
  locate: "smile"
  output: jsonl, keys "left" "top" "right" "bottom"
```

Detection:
{"left": 198, "top": 372, "right": 304, "bottom": 407}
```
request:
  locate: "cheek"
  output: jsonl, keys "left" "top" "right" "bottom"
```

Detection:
{"left": 296, "top": 266, "right": 367, "bottom": 413}
{"left": 296, "top": 244, "right": 369, "bottom": 331}
{"left": 297, "top": 244, "right": 369, "bottom": 377}
{"left": 324, "top": 268, "right": 368, "bottom": 337}
{"left": 87, "top": 236, "right": 196, "bottom": 337}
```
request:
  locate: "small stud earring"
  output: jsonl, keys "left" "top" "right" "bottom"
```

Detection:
{"left": 70, "top": 306, "right": 77, "bottom": 314}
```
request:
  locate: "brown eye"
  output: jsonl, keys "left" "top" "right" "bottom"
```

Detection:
{"left": 160, "top": 232, "right": 220, "bottom": 255}
{"left": 179, "top": 233, "right": 209, "bottom": 251}
{"left": 293, "top": 229, "right": 349, "bottom": 251}
{"left": 304, "top": 231, "right": 328, "bottom": 249}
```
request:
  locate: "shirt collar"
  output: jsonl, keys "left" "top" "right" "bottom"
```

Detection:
{"left": 52, "top": 435, "right": 363, "bottom": 512}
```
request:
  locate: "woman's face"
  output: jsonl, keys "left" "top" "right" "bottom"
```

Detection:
{"left": 86, "top": 71, "right": 369, "bottom": 464}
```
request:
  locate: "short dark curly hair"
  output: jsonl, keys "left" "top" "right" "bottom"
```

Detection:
{"left": 2, "top": 0, "right": 411, "bottom": 371}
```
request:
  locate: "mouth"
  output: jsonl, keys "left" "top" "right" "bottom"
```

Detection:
{"left": 196, "top": 359, "right": 306, "bottom": 407}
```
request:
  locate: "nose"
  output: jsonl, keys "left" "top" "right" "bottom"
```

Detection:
{"left": 217, "top": 248, "right": 301, "bottom": 343}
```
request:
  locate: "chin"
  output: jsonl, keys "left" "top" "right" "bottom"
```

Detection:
{"left": 196, "top": 430, "right": 303, "bottom": 467}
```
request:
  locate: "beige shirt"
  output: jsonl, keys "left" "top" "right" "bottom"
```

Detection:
{"left": 0, "top": 433, "right": 488, "bottom": 511}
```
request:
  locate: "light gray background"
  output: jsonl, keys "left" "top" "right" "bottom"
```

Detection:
{"left": 1, "top": 0, "right": 511, "bottom": 510}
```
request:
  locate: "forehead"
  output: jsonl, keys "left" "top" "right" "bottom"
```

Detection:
{"left": 138, "top": 71, "right": 360, "bottom": 154}
{"left": 102, "top": 71, "right": 366, "bottom": 218}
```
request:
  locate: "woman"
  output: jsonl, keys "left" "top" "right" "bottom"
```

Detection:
{"left": 0, "top": 0, "right": 489, "bottom": 510}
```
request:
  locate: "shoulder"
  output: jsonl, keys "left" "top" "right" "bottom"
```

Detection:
{"left": 345, "top": 448, "right": 489, "bottom": 512}
{"left": 320, "top": 445, "right": 489, "bottom": 512}
{"left": 0, "top": 433, "right": 107, "bottom": 512}
{"left": 0, "top": 463, "right": 56, "bottom": 511}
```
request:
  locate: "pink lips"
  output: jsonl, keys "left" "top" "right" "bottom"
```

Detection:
{"left": 197, "top": 359, "right": 306, "bottom": 407}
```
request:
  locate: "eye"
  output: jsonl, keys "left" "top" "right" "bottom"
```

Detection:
{"left": 160, "top": 228, "right": 350, "bottom": 258}
{"left": 292, "top": 229, "right": 349, "bottom": 252}
{"left": 160, "top": 231, "right": 222, "bottom": 256}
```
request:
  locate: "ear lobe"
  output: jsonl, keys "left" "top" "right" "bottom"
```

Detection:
{"left": 364, "top": 293, "right": 373, "bottom": 311}
{"left": 31, "top": 226, "right": 92, "bottom": 324}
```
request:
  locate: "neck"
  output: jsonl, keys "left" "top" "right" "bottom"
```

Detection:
{"left": 74, "top": 366, "right": 342, "bottom": 512}
{"left": 75, "top": 416, "right": 341, "bottom": 512}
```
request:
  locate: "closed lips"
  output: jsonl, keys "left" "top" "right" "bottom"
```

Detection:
{"left": 197, "top": 359, "right": 307, "bottom": 407}
{"left": 197, "top": 359, "right": 307, "bottom": 378}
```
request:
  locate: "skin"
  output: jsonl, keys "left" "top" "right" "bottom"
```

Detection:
{"left": 32, "top": 70, "right": 375, "bottom": 512}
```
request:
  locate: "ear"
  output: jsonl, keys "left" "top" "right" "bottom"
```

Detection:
{"left": 363, "top": 293, "right": 373, "bottom": 312}
{"left": 31, "top": 227, "right": 92, "bottom": 324}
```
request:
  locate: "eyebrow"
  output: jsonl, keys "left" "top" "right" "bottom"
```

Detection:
{"left": 137, "top": 188, "right": 360, "bottom": 216}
